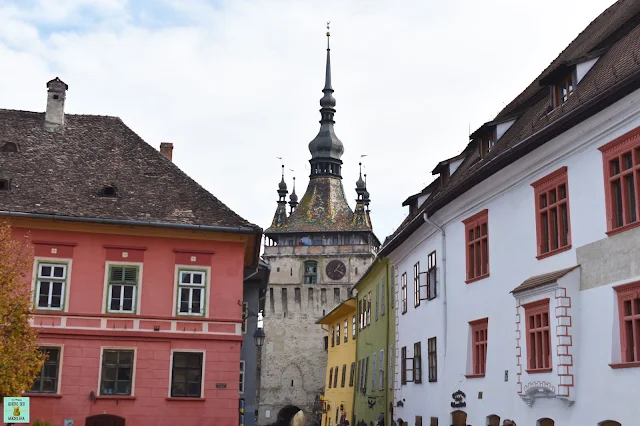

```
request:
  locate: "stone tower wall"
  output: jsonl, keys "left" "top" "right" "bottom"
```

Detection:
{"left": 258, "top": 246, "right": 374, "bottom": 426}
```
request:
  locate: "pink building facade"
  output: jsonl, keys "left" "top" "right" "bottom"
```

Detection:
{"left": 0, "top": 78, "right": 261, "bottom": 426}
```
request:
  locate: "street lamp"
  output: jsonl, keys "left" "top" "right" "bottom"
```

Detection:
{"left": 239, "top": 300, "right": 266, "bottom": 348}
{"left": 253, "top": 327, "right": 266, "bottom": 347}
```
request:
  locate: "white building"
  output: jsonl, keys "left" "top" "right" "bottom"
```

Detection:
{"left": 381, "top": 2, "right": 640, "bottom": 425}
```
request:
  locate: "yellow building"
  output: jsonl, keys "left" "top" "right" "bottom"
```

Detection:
{"left": 317, "top": 298, "right": 357, "bottom": 426}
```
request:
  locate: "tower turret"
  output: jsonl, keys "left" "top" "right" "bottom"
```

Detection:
{"left": 270, "top": 165, "right": 289, "bottom": 228}
{"left": 353, "top": 163, "right": 372, "bottom": 228}
{"left": 289, "top": 177, "right": 299, "bottom": 214}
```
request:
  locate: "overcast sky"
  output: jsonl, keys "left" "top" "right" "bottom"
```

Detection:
{"left": 0, "top": 0, "right": 616, "bottom": 241}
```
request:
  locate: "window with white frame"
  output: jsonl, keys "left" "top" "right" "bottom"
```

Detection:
{"left": 379, "top": 350, "right": 385, "bottom": 390}
{"left": 401, "top": 273, "right": 408, "bottom": 314}
{"left": 107, "top": 265, "right": 138, "bottom": 313}
{"left": 30, "top": 347, "right": 60, "bottom": 393}
{"left": 177, "top": 270, "right": 206, "bottom": 316}
{"left": 171, "top": 351, "right": 204, "bottom": 398}
{"left": 239, "top": 360, "right": 245, "bottom": 394}
{"left": 388, "top": 344, "right": 393, "bottom": 390}
{"left": 100, "top": 349, "right": 134, "bottom": 395}
{"left": 371, "top": 352, "right": 377, "bottom": 391}
{"left": 36, "top": 263, "right": 67, "bottom": 310}
{"left": 242, "top": 302, "right": 249, "bottom": 333}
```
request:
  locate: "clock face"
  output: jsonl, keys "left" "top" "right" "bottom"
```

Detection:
{"left": 326, "top": 260, "right": 347, "bottom": 281}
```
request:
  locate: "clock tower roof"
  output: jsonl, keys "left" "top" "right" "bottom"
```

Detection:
{"left": 264, "top": 27, "right": 376, "bottom": 243}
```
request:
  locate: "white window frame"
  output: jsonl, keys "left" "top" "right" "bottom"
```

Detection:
{"left": 379, "top": 350, "right": 385, "bottom": 390}
{"left": 29, "top": 345, "right": 64, "bottom": 394}
{"left": 173, "top": 265, "right": 211, "bottom": 317}
{"left": 176, "top": 269, "right": 207, "bottom": 316}
{"left": 103, "top": 262, "right": 143, "bottom": 314}
{"left": 35, "top": 262, "right": 68, "bottom": 311}
{"left": 168, "top": 349, "right": 206, "bottom": 398}
{"left": 372, "top": 351, "right": 377, "bottom": 391}
{"left": 239, "top": 360, "right": 245, "bottom": 394}
{"left": 97, "top": 346, "right": 137, "bottom": 396}
{"left": 389, "top": 344, "right": 393, "bottom": 390}
{"left": 32, "top": 257, "right": 73, "bottom": 312}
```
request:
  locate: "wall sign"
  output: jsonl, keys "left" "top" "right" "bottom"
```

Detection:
{"left": 451, "top": 390, "right": 466, "bottom": 408}
{"left": 3, "top": 397, "right": 29, "bottom": 423}
{"left": 216, "top": 383, "right": 227, "bottom": 388}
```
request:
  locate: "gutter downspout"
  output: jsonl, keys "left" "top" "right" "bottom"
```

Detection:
{"left": 423, "top": 213, "right": 447, "bottom": 356}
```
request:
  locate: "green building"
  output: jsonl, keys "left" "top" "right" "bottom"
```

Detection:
{"left": 353, "top": 256, "right": 394, "bottom": 426}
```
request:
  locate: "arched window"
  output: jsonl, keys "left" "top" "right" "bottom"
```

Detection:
{"left": 304, "top": 261, "right": 317, "bottom": 284}
{"left": 598, "top": 422, "right": 621, "bottom": 426}
{"left": 487, "top": 415, "right": 500, "bottom": 426}
{"left": 1, "top": 142, "right": 17, "bottom": 152}
{"left": 538, "top": 419, "right": 554, "bottom": 426}
{"left": 452, "top": 411, "right": 467, "bottom": 426}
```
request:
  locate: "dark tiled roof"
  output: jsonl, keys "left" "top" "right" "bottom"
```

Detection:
{"left": 426, "top": 0, "right": 640, "bottom": 213}
{"left": 380, "top": 0, "right": 640, "bottom": 255}
{"left": 264, "top": 176, "right": 372, "bottom": 234}
{"left": 0, "top": 109, "right": 259, "bottom": 231}
{"left": 511, "top": 266, "right": 579, "bottom": 294}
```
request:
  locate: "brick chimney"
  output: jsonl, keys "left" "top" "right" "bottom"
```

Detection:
{"left": 44, "top": 77, "right": 68, "bottom": 132}
{"left": 160, "top": 142, "right": 174, "bottom": 161}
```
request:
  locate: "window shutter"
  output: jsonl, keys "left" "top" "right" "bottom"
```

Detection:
{"left": 110, "top": 266, "right": 124, "bottom": 282}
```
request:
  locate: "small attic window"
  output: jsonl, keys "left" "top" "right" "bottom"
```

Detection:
{"left": 1, "top": 142, "right": 17, "bottom": 153}
{"left": 553, "top": 69, "right": 575, "bottom": 108}
{"left": 478, "top": 128, "right": 496, "bottom": 159}
{"left": 0, "top": 179, "right": 10, "bottom": 191}
{"left": 100, "top": 185, "right": 118, "bottom": 197}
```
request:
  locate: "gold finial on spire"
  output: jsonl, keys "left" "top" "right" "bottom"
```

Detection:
{"left": 326, "top": 21, "right": 331, "bottom": 36}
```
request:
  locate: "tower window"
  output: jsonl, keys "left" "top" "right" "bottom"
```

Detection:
{"left": 1, "top": 142, "right": 18, "bottom": 153}
{"left": 0, "top": 179, "right": 10, "bottom": 191}
{"left": 100, "top": 186, "right": 118, "bottom": 197}
{"left": 304, "top": 261, "right": 318, "bottom": 284}
{"left": 53, "top": 94, "right": 59, "bottom": 100}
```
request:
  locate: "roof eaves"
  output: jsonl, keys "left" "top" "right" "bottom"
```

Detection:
{"left": 378, "top": 211, "right": 426, "bottom": 258}
{"left": 316, "top": 297, "right": 356, "bottom": 324}
{"left": 0, "top": 210, "right": 262, "bottom": 234}
{"left": 511, "top": 265, "right": 579, "bottom": 294}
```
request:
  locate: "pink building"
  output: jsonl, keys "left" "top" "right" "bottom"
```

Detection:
{"left": 0, "top": 78, "right": 262, "bottom": 426}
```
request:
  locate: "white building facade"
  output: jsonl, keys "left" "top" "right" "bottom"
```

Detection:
{"left": 382, "top": 2, "right": 640, "bottom": 425}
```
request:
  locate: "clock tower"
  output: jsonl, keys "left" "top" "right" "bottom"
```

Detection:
{"left": 258, "top": 29, "right": 379, "bottom": 426}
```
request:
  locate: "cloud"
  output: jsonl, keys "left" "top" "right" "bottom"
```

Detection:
{"left": 0, "top": 0, "right": 617, "bottom": 240}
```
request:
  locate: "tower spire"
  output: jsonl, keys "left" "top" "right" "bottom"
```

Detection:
{"left": 308, "top": 23, "right": 344, "bottom": 179}
{"left": 321, "top": 22, "right": 333, "bottom": 105}
{"left": 289, "top": 175, "right": 299, "bottom": 213}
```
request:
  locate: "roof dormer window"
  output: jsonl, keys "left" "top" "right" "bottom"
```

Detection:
{"left": 554, "top": 71, "right": 575, "bottom": 107}
{"left": 478, "top": 128, "right": 496, "bottom": 159}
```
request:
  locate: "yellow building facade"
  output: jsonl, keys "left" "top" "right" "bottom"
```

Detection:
{"left": 317, "top": 298, "right": 357, "bottom": 426}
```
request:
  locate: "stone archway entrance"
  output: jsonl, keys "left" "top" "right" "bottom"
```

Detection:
{"left": 85, "top": 414, "right": 125, "bottom": 426}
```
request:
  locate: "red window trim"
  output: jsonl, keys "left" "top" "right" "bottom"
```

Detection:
{"left": 599, "top": 126, "right": 640, "bottom": 235}
{"left": 531, "top": 167, "right": 572, "bottom": 259}
{"left": 462, "top": 209, "right": 490, "bottom": 283}
{"left": 523, "top": 298, "right": 552, "bottom": 372}
{"left": 613, "top": 280, "right": 640, "bottom": 364}
{"left": 469, "top": 318, "right": 488, "bottom": 377}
